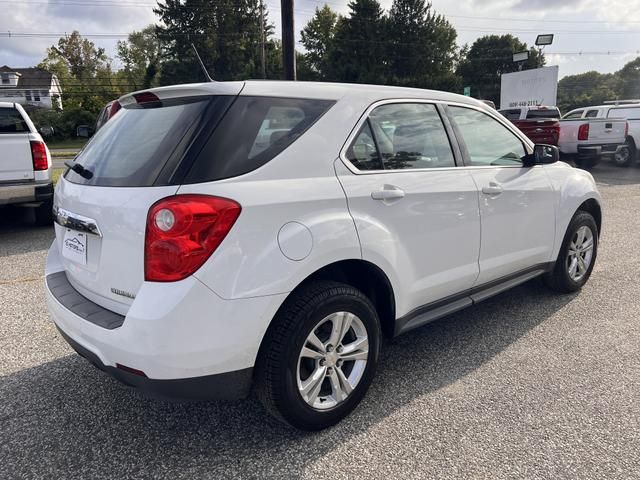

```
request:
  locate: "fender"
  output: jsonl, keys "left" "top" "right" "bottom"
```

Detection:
{"left": 544, "top": 162, "right": 602, "bottom": 261}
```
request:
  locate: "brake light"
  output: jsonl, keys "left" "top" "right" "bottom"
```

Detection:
{"left": 145, "top": 195, "right": 241, "bottom": 282}
{"left": 30, "top": 140, "right": 49, "bottom": 171}
{"left": 578, "top": 123, "right": 590, "bottom": 141}
{"left": 133, "top": 91, "right": 160, "bottom": 105}
{"left": 108, "top": 100, "right": 121, "bottom": 119}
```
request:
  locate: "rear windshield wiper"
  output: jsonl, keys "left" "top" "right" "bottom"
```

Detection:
{"left": 64, "top": 160, "right": 94, "bottom": 180}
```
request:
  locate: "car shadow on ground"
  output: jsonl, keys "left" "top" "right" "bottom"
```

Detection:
{"left": 0, "top": 280, "right": 577, "bottom": 479}
{"left": 0, "top": 206, "right": 54, "bottom": 259}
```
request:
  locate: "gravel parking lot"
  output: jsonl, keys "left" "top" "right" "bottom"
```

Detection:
{"left": 1, "top": 162, "right": 639, "bottom": 479}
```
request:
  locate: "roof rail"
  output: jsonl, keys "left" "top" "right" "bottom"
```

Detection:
{"left": 603, "top": 99, "right": 640, "bottom": 105}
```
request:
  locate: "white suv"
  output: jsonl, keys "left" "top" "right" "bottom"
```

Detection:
{"left": 46, "top": 82, "right": 602, "bottom": 430}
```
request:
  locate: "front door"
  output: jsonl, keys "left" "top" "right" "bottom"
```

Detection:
{"left": 446, "top": 105, "right": 556, "bottom": 285}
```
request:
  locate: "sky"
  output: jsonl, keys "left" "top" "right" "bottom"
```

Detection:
{"left": 1, "top": 0, "right": 639, "bottom": 79}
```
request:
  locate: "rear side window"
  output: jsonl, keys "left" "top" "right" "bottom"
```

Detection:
{"left": 0, "top": 108, "right": 28, "bottom": 133}
{"left": 526, "top": 108, "right": 560, "bottom": 119}
{"left": 585, "top": 109, "right": 599, "bottom": 118}
{"left": 608, "top": 107, "right": 640, "bottom": 120}
{"left": 66, "top": 97, "right": 214, "bottom": 187}
{"left": 185, "top": 97, "right": 335, "bottom": 183}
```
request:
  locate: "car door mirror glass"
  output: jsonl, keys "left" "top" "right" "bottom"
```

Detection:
{"left": 526, "top": 144, "right": 559, "bottom": 166}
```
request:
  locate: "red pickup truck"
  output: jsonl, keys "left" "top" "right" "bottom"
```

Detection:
{"left": 499, "top": 106, "right": 561, "bottom": 145}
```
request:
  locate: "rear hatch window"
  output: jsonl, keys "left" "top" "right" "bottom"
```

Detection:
{"left": 65, "top": 96, "right": 232, "bottom": 187}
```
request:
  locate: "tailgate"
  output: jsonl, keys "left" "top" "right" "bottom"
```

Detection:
{"left": 588, "top": 119, "right": 626, "bottom": 143}
{"left": 514, "top": 119, "right": 559, "bottom": 145}
{"left": 0, "top": 133, "right": 36, "bottom": 182}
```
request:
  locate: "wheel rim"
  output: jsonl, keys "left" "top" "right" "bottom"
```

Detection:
{"left": 615, "top": 147, "right": 630, "bottom": 164}
{"left": 566, "top": 225, "right": 594, "bottom": 282}
{"left": 296, "top": 312, "right": 369, "bottom": 410}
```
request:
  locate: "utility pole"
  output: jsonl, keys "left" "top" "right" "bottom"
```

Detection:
{"left": 260, "top": 0, "right": 266, "bottom": 79}
{"left": 281, "top": 0, "right": 296, "bottom": 80}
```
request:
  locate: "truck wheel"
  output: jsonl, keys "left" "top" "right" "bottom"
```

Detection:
{"left": 255, "top": 281, "right": 381, "bottom": 430}
{"left": 34, "top": 200, "right": 54, "bottom": 226}
{"left": 614, "top": 145, "right": 632, "bottom": 167}
{"left": 544, "top": 211, "right": 598, "bottom": 293}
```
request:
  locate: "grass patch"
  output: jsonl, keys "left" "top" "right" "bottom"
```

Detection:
{"left": 47, "top": 138, "right": 88, "bottom": 150}
{"left": 52, "top": 168, "right": 64, "bottom": 185}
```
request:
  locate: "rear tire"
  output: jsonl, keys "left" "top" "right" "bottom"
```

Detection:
{"left": 255, "top": 281, "right": 381, "bottom": 431}
{"left": 34, "top": 200, "right": 54, "bottom": 226}
{"left": 614, "top": 144, "right": 632, "bottom": 167}
{"left": 544, "top": 211, "right": 598, "bottom": 293}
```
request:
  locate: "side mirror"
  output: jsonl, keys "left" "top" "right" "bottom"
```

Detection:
{"left": 523, "top": 144, "right": 560, "bottom": 167}
{"left": 39, "top": 125, "right": 54, "bottom": 137}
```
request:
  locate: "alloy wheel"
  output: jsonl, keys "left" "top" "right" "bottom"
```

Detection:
{"left": 566, "top": 225, "right": 594, "bottom": 282}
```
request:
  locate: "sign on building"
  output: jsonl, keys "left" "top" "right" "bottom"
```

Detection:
{"left": 500, "top": 65, "right": 559, "bottom": 109}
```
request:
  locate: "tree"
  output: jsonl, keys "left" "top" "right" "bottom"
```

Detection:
{"left": 300, "top": 5, "right": 339, "bottom": 80}
{"left": 154, "top": 0, "right": 274, "bottom": 84}
{"left": 557, "top": 71, "right": 617, "bottom": 113}
{"left": 38, "top": 31, "right": 120, "bottom": 113}
{"left": 325, "top": 0, "right": 388, "bottom": 84}
{"left": 117, "top": 25, "right": 162, "bottom": 90}
{"left": 387, "top": 0, "right": 459, "bottom": 90}
{"left": 616, "top": 57, "right": 640, "bottom": 99}
{"left": 457, "top": 35, "right": 544, "bottom": 106}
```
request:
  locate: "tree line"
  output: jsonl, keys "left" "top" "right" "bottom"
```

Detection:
{"left": 29, "top": 0, "right": 640, "bottom": 137}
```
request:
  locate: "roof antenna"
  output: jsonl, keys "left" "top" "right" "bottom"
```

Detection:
{"left": 191, "top": 43, "right": 214, "bottom": 82}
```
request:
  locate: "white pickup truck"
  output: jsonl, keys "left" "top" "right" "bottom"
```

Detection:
{"left": 563, "top": 102, "right": 640, "bottom": 167}
{"left": 0, "top": 102, "right": 54, "bottom": 224}
{"left": 499, "top": 105, "right": 629, "bottom": 169}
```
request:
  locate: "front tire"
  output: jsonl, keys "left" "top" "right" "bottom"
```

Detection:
{"left": 544, "top": 211, "right": 598, "bottom": 293}
{"left": 255, "top": 281, "right": 381, "bottom": 430}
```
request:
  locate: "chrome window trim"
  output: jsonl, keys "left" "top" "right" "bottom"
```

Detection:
{"left": 338, "top": 98, "right": 534, "bottom": 175}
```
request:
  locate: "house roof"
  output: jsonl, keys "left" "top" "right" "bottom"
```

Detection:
{"left": 0, "top": 66, "right": 54, "bottom": 89}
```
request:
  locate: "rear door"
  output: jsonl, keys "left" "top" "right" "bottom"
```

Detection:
{"left": 336, "top": 101, "right": 481, "bottom": 314}
{"left": 446, "top": 105, "right": 556, "bottom": 285}
{"left": 53, "top": 93, "right": 238, "bottom": 314}
{"left": 0, "top": 106, "right": 35, "bottom": 182}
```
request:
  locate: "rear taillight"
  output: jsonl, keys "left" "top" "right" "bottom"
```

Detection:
{"left": 108, "top": 101, "right": 121, "bottom": 119}
{"left": 625, "top": 122, "right": 629, "bottom": 138}
{"left": 578, "top": 123, "right": 590, "bottom": 141}
{"left": 30, "top": 140, "right": 49, "bottom": 171}
{"left": 145, "top": 195, "right": 241, "bottom": 282}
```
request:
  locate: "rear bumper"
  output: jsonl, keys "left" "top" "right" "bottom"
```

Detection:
{"left": 0, "top": 181, "right": 53, "bottom": 206}
{"left": 45, "top": 242, "right": 287, "bottom": 400}
{"left": 578, "top": 143, "right": 626, "bottom": 160}
{"left": 56, "top": 326, "right": 253, "bottom": 400}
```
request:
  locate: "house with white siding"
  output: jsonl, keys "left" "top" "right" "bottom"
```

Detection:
{"left": 0, "top": 66, "right": 63, "bottom": 110}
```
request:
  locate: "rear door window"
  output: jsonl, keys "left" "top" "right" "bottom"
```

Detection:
{"left": 585, "top": 109, "right": 599, "bottom": 118}
{"left": 563, "top": 110, "right": 584, "bottom": 119}
{"left": 0, "top": 108, "right": 28, "bottom": 133}
{"left": 185, "top": 97, "right": 335, "bottom": 183}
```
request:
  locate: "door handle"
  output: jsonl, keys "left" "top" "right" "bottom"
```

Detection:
{"left": 371, "top": 185, "right": 405, "bottom": 201}
{"left": 482, "top": 182, "right": 503, "bottom": 196}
